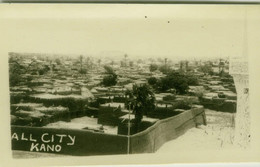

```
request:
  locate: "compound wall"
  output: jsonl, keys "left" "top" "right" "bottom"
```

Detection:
{"left": 129, "top": 106, "right": 206, "bottom": 153}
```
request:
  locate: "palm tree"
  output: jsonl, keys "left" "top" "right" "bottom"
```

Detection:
{"left": 86, "top": 57, "right": 90, "bottom": 68}
{"left": 124, "top": 54, "right": 128, "bottom": 67}
{"left": 79, "top": 55, "right": 83, "bottom": 72}
{"left": 164, "top": 58, "right": 168, "bottom": 66}
{"left": 110, "top": 60, "right": 114, "bottom": 67}
{"left": 125, "top": 84, "right": 155, "bottom": 133}
{"left": 98, "top": 59, "right": 101, "bottom": 66}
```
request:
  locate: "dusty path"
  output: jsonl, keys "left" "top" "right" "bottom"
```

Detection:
{"left": 156, "top": 109, "right": 235, "bottom": 152}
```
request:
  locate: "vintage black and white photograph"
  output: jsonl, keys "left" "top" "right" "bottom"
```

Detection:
{"left": 0, "top": 3, "right": 259, "bottom": 165}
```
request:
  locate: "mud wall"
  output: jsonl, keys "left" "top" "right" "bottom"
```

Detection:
{"left": 11, "top": 126, "right": 127, "bottom": 156}
{"left": 129, "top": 106, "right": 206, "bottom": 153}
{"left": 11, "top": 106, "right": 206, "bottom": 155}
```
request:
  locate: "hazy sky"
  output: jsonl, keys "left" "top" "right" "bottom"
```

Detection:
{"left": 0, "top": 4, "right": 253, "bottom": 59}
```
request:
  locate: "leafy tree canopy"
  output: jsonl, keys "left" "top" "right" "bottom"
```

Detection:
{"left": 125, "top": 84, "right": 155, "bottom": 131}
{"left": 103, "top": 65, "right": 115, "bottom": 74}
{"left": 156, "top": 71, "right": 198, "bottom": 94}
{"left": 147, "top": 77, "right": 158, "bottom": 85}
{"left": 159, "top": 65, "right": 171, "bottom": 74}
{"left": 102, "top": 65, "right": 117, "bottom": 87}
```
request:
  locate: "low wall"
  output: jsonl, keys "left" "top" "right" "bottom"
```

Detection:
{"left": 11, "top": 106, "right": 206, "bottom": 156}
{"left": 98, "top": 106, "right": 126, "bottom": 126}
{"left": 148, "top": 107, "right": 182, "bottom": 119}
{"left": 129, "top": 106, "right": 206, "bottom": 153}
{"left": 27, "top": 96, "right": 88, "bottom": 117}
{"left": 11, "top": 126, "right": 127, "bottom": 156}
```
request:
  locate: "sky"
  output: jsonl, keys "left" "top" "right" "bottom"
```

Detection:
{"left": 0, "top": 4, "right": 254, "bottom": 59}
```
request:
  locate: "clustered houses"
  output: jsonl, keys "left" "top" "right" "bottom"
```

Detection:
{"left": 9, "top": 53, "right": 236, "bottom": 136}
{"left": 198, "top": 75, "right": 237, "bottom": 112}
{"left": 188, "top": 60, "right": 236, "bottom": 113}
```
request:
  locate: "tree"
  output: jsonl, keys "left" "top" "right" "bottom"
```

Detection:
{"left": 102, "top": 65, "right": 117, "bottom": 87}
{"left": 8, "top": 56, "right": 38, "bottom": 86}
{"left": 9, "top": 59, "right": 23, "bottom": 86}
{"left": 156, "top": 71, "right": 197, "bottom": 94}
{"left": 78, "top": 55, "right": 88, "bottom": 74}
{"left": 103, "top": 65, "right": 114, "bottom": 74}
{"left": 9, "top": 69, "right": 22, "bottom": 87}
{"left": 79, "top": 55, "right": 83, "bottom": 71}
{"left": 86, "top": 57, "right": 93, "bottom": 70}
{"left": 199, "top": 64, "right": 214, "bottom": 75}
{"left": 124, "top": 54, "right": 128, "bottom": 67}
{"left": 125, "top": 84, "right": 155, "bottom": 133}
{"left": 137, "top": 59, "right": 143, "bottom": 64}
{"left": 102, "top": 75, "right": 117, "bottom": 87}
{"left": 98, "top": 59, "right": 101, "bottom": 66}
{"left": 110, "top": 60, "right": 114, "bottom": 67}
{"left": 149, "top": 64, "right": 158, "bottom": 72}
{"left": 129, "top": 61, "right": 134, "bottom": 67}
{"left": 79, "top": 68, "right": 87, "bottom": 74}
{"left": 55, "top": 58, "right": 61, "bottom": 65}
{"left": 147, "top": 77, "right": 157, "bottom": 85}
{"left": 120, "top": 61, "right": 125, "bottom": 67}
{"left": 186, "top": 74, "right": 199, "bottom": 86}
{"left": 164, "top": 58, "right": 168, "bottom": 66}
{"left": 38, "top": 65, "right": 50, "bottom": 75}
{"left": 159, "top": 65, "right": 171, "bottom": 74}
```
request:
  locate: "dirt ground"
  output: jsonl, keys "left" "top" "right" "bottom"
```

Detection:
{"left": 156, "top": 109, "right": 236, "bottom": 152}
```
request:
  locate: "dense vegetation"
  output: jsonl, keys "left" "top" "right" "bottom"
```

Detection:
{"left": 102, "top": 65, "right": 118, "bottom": 87}
{"left": 125, "top": 84, "right": 155, "bottom": 132}
{"left": 148, "top": 71, "right": 199, "bottom": 94}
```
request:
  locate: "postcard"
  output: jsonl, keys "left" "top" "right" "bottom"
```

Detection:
{"left": 0, "top": 3, "right": 259, "bottom": 167}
